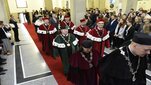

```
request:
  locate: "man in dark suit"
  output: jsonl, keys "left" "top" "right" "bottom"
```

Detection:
{"left": 106, "top": 15, "right": 118, "bottom": 48}
{"left": 50, "top": 12, "right": 59, "bottom": 31}
{"left": 9, "top": 15, "right": 20, "bottom": 42}
{"left": 24, "top": 10, "right": 31, "bottom": 24}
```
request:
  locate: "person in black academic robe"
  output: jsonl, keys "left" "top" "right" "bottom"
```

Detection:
{"left": 67, "top": 40, "right": 99, "bottom": 85}
{"left": 98, "top": 33, "right": 151, "bottom": 85}
{"left": 24, "top": 10, "right": 31, "bottom": 24}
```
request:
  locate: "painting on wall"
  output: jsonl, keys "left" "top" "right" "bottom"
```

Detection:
{"left": 16, "top": 0, "right": 28, "bottom": 8}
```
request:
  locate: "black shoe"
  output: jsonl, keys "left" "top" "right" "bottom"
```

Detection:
{"left": 0, "top": 57, "right": 7, "bottom": 62}
{"left": 11, "top": 42, "right": 14, "bottom": 45}
{"left": 0, "top": 59, "right": 6, "bottom": 63}
{"left": 0, "top": 72, "right": 6, "bottom": 75}
{"left": 0, "top": 62, "right": 6, "bottom": 65}
{"left": 15, "top": 40, "right": 20, "bottom": 42}
{"left": 0, "top": 67, "right": 7, "bottom": 72}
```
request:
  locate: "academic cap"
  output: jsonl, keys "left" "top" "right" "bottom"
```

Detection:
{"left": 82, "top": 40, "right": 93, "bottom": 48}
{"left": 96, "top": 19, "right": 104, "bottom": 23}
{"left": 80, "top": 18, "right": 86, "bottom": 23}
{"left": 60, "top": 22, "right": 68, "bottom": 30}
{"left": 132, "top": 32, "right": 151, "bottom": 45}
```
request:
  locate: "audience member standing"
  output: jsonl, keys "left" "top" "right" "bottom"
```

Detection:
{"left": 9, "top": 15, "right": 20, "bottom": 42}
{"left": 113, "top": 18, "right": 127, "bottom": 48}
{"left": 106, "top": 15, "right": 118, "bottom": 48}
{"left": 0, "top": 21, "right": 12, "bottom": 55}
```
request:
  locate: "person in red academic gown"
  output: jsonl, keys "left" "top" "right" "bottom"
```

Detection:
{"left": 67, "top": 40, "right": 99, "bottom": 85}
{"left": 60, "top": 15, "right": 76, "bottom": 33}
{"left": 37, "top": 18, "right": 57, "bottom": 55}
{"left": 74, "top": 18, "right": 90, "bottom": 46}
{"left": 34, "top": 16, "right": 44, "bottom": 41}
{"left": 86, "top": 19, "right": 110, "bottom": 57}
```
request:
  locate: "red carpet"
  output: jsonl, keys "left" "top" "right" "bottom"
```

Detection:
{"left": 24, "top": 23, "right": 73, "bottom": 85}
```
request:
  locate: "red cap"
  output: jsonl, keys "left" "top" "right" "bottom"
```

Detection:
{"left": 96, "top": 19, "right": 104, "bottom": 23}
{"left": 60, "top": 22, "right": 68, "bottom": 29}
{"left": 64, "top": 15, "right": 70, "bottom": 18}
{"left": 42, "top": 18, "right": 49, "bottom": 21}
{"left": 80, "top": 18, "right": 86, "bottom": 23}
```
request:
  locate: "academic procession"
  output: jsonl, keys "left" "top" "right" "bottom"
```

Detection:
{"left": 0, "top": 0, "right": 151, "bottom": 85}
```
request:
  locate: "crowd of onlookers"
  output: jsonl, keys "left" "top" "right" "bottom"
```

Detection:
{"left": 0, "top": 14, "right": 20, "bottom": 79}
{"left": 32, "top": 7, "right": 151, "bottom": 51}
{"left": 0, "top": 6, "right": 151, "bottom": 84}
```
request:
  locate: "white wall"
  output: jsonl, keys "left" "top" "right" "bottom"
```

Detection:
{"left": 0, "top": 0, "right": 9, "bottom": 23}
{"left": 52, "top": 0, "right": 70, "bottom": 9}
{"left": 70, "top": 0, "right": 86, "bottom": 25}
{"left": 137, "top": 0, "right": 151, "bottom": 11}
{"left": 7, "top": 0, "right": 45, "bottom": 13}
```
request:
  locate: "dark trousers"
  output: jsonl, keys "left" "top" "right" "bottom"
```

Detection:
{"left": 113, "top": 37, "right": 124, "bottom": 48}
{"left": 109, "top": 32, "right": 114, "bottom": 47}
{"left": 12, "top": 28, "right": 19, "bottom": 41}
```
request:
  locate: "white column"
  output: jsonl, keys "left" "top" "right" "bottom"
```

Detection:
{"left": 125, "top": 0, "right": 137, "bottom": 14}
{"left": 70, "top": 0, "right": 86, "bottom": 26}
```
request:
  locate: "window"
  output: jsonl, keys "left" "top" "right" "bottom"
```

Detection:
{"left": 16, "top": 0, "right": 27, "bottom": 8}
{"left": 109, "top": 0, "right": 115, "bottom": 4}
{"left": 52, "top": 0, "right": 70, "bottom": 9}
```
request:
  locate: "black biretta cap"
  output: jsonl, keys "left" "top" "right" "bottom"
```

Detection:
{"left": 82, "top": 40, "right": 93, "bottom": 48}
{"left": 132, "top": 32, "right": 151, "bottom": 45}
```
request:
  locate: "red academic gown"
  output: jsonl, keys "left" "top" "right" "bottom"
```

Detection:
{"left": 38, "top": 24, "right": 57, "bottom": 55}
{"left": 61, "top": 21, "right": 75, "bottom": 33}
{"left": 74, "top": 25, "right": 90, "bottom": 46}
{"left": 87, "top": 26, "right": 110, "bottom": 57}
{"left": 67, "top": 50, "right": 99, "bottom": 85}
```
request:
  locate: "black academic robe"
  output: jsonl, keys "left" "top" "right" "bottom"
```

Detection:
{"left": 99, "top": 46, "right": 147, "bottom": 85}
